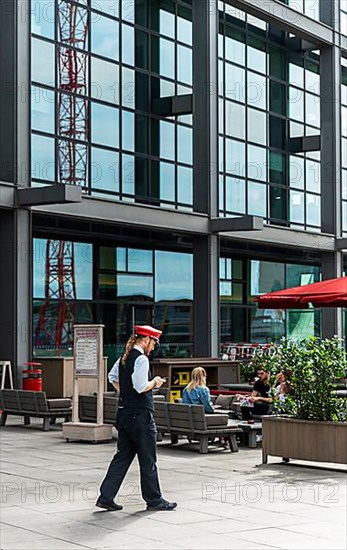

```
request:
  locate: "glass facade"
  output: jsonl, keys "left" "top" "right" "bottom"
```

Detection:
{"left": 220, "top": 256, "right": 321, "bottom": 344}
{"left": 24, "top": 0, "right": 345, "bottom": 361}
{"left": 31, "top": 0, "right": 193, "bottom": 209}
{"left": 218, "top": 4, "right": 321, "bottom": 231}
{"left": 33, "top": 237, "right": 193, "bottom": 360}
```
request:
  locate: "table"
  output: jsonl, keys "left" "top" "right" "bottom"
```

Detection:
{"left": 237, "top": 421, "right": 262, "bottom": 448}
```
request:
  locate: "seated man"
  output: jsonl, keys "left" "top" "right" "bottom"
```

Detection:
{"left": 239, "top": 368, "right": 271, "bottom": 422}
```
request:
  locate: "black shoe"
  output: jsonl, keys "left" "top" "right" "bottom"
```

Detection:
{"left": 96, "top": 498, "right": 123, "bottom": 511}
{"left": 147, "top": 499, "right": 177, "bottom": 511}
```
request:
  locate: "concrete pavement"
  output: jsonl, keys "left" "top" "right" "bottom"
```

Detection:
{"left": 0, "top": 418, "right": 346, "bottom": 550}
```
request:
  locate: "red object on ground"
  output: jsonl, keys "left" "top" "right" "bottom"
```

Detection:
{"left": 257, "top": 277, "right": 347, "bottom": 309}
{"left": 22, "top": 362, "right": 42, "bottom": 391}
{"left": 22, "top": 369, "right": 42, "bottom": 391}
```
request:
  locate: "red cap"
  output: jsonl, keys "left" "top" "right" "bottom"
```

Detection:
{"left": 134, "top": 325, "right": 162, "bottom": 342}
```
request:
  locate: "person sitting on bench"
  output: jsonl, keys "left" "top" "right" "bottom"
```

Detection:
{"left": 182, "top": 367, "right": 214, "bottom": 413}
{"left": 239, "top": 368, "right": 271, "bottom": 422}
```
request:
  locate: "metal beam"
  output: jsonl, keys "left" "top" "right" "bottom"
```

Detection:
{"left": 193, "top": 0, "right": 218, "bottom": 215}
{"left": 287, "top": 136, "right": 321, "bottom": 153}
{"left": 152, "top": 95, "right": 193, "bottom": 117}
{"left": 0, "top": 1, "right": 31, "bottom": 379}
{"left": 222, "top": 225, "right": 336, "bottom": 252}
{"left": 0, "top": 0, "right": 16, "bottom": 182}
{"left": 336, "top": 238, "right": 347, "bottom": 251}
{"left": 321, "top": 252, "right": 343, "bottom": 338}
{"left": 17, "top": 185, "right": 82, "bottom": 206}
{"left": 319, "top": 0, "right": 343, "bottom": 340}
{"left": 31, "top": 195, "right": 337, "bottom": 252}
{"left": 33, "top": 196, "right": 210, "bottom": 234}
{"left": 193, "top": 235, "right": 220, "bottom": 357}
{"left": 210, "top": 216, "right": 263, "bottom": 233}
{"left": 224, "top": 0, "right": 339, "bottom": 48}
{"left": 17, "top": 0, "right": 30, "bottom": 187}
{"left": 0, "top": 182, "right": 16, "bottom": 208}
{"left": 320, "top": 5, "right": 341, "bottom": 237}
{"left": 0, "top": 206, "right": 31, "bottom": 381}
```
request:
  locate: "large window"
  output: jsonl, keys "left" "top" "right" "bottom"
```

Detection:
{"left": 33, "top": 237, "right": 193, "bottom": 359}
{"left": 31, "top": 0, "right": 193, "bottom": 210}
{"left": 98, "top": 246, "right": 193, "bottom": 357}
{"left": 220, "top": 256, "right": 321, "bottom": 345}
{"left": 33, "top": 238, "right": 93, "bottom": 353}
{"left": 218, "top": 8, "right": 321, "bottom": 231}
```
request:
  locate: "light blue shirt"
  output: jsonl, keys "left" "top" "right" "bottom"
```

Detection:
{"left": 108, "top": 345, "right": 150, "bottom": 393}
{"left": 182, "top": 386, "right": 214, "bottom": 413}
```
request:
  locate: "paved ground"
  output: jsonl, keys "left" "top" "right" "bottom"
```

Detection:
{"left": 0, "top": 418, "right": 346, "bottom": 550}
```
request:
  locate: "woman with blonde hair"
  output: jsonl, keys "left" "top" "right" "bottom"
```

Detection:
{"left": 182, "top": 367, "right": 214, "bottom": 413}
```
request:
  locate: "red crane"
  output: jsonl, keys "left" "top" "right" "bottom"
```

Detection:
{"left": 35, "top": 1, "right": 89, "bottom": 349}
{"left": 57, "top": 0, "right": 89, "bottom": 186}
{"left": 35, "top": 241, "right": 77, "bottom": 347}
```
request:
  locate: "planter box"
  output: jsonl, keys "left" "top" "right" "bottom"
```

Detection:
{"left": 262, "top": 416, "right": 347, "bottom": 465}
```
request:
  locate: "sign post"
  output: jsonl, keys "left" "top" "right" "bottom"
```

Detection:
{"left": 62, "top": 324, "right": 113, "bottom": 443}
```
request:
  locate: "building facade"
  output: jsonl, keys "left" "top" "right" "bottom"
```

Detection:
{"left": 0, "top": 0, "right": 346, "bottom": 381}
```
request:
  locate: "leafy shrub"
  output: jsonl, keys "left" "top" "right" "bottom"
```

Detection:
{"left": 240, "top": 361, "right": 256, "bottom": 383}
{"left": 252, "top": 336, "right": 347, "bottom": 422}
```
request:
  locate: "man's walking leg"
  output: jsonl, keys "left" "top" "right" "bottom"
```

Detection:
{"left": 137, "top": 412, "right": 177, "bottom": 510}
{"left": 97, "top": 427, "right": 136, "bottom": 509}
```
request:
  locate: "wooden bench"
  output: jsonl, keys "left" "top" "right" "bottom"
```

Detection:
{"left": 0, "top": 389, "right": 72, "bottom": 431}
{"left": 79, "top": 394, "right": 119, "bottom": 425}
{"left": 79, "top": 393, "right": 166, "bottom": 425}
{"left": 154, "top": 401, "right": 242, "bottom": 454}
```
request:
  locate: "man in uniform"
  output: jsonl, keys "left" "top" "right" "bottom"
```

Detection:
{"left": 96, "top": 325, "right": 177, "bottom": 511}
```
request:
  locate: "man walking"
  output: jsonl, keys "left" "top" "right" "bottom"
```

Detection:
{"left": 96, "top": 325, "right": 177, "bottom": 511}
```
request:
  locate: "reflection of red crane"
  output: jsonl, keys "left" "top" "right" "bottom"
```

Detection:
{"left": 35, "top": 241, "right": 77, "bottom": 347}
{"left": 35, "top": 3, "right": 88, "bottom": 348}
{"left": 57, "top": 0, "right": 88, "bottom": 186}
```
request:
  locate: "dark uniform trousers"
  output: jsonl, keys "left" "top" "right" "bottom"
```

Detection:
{"left": 99, "top": 407, "right": 163, "bottom": 506}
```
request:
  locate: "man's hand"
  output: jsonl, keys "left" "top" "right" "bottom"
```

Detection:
{"left": 152, "top": 376, "right": 166, "bottom": 389}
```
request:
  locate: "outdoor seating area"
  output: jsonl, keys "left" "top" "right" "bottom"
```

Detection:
{"left": 153, "top": 401, "right": 242, "bottom": 454}
{"left": 0, "top": 389, "right": 72, "bottom": 431}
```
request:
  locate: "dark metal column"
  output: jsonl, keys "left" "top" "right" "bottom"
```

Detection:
{"left": 320, "top": 0, "right": 342, "bottom": 338}
{"left": 0, "top": 211, "right": 32, "bottom": 373}
{"left": 0, "top": 0, "right": 31, "bottom": 380}
{"left": 321, "top": 253, "right": 342, "bottom": 338}
{"left": 192, "top": 0, "right": 219, "bottom": 356}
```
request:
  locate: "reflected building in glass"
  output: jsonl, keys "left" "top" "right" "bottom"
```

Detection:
{"left": 0, "top": 0, "right": 346, "bottom": 375}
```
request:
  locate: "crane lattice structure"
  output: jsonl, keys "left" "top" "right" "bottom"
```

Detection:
{"left": 35, "top": 1, "right": 88, "bottom": 348}
{"left": 35, "top": 240, "right": 77, "bottom": 347}
{"left": 57, "top": 0, "right": 89, "bottom": 186}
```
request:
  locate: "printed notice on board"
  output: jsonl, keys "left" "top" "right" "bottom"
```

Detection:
{"left": 75, "top": 327, "right": 99, "bottom": 376}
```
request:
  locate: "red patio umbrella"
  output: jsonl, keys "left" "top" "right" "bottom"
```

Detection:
{"left": 257, "top": 277, "right": 347, "bottom": 309}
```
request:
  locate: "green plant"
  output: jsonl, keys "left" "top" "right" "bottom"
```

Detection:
{"left": 252, "top": 336, "right": 347, "bottom": 422}
{"left": 240, "top": 361, "right": 256, "bottom": 383}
